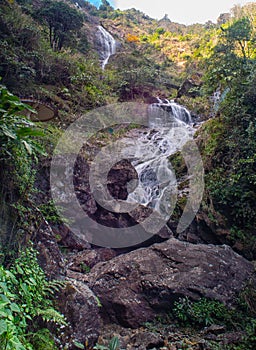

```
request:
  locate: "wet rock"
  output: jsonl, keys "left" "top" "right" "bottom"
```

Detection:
{"left": 84, "top": 238, "right": 254, "bottom": 328}
{"left": 56, "top": 279, "right": 101, "bottom": 348}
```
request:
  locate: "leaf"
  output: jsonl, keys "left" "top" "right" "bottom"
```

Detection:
{"left": 9, "top": 336, "right": 27, "bottom": 350}
{"left": 20, "top": 283, "right": 28, "bottom": 294}
{"left": 109, "top": 336, "right": 120, "bottom": 350}
{"left": 22, "top": 140, "right": 32, "bottom": 155}
{"left": 30, "top": 142, "right": 47, "bottom": 156}
{"left": 0, "top": 293, "right": 10, "bottom": 303}
{"left": 0, "top": 310, "right": 8, "bottom": 317}
{"left": 93, "top": 345, "right": 108, "bottom": 350}
{"left": 1, "top": 126, "right": 17, "bottom": 139}
{"left": 16, "top": 265, "right": 23, "bottom": 274}
{"left": 28, "top": 277, "right": 36, "bottom": 285}
{"left": 0, "top": 319, "right": 7, "bottom": 335}
{"left": 10, "top": 303, "right": 20, "bottom": 313}
{"left": 73, "top": 341, "right": 85, "bottom": 349}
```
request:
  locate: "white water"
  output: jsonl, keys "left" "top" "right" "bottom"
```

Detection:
{"left": 96, "top": 25, "right": 116, "bottom": 69}
{"left": 125, "top": 101, "right": 194, "bottom": 221}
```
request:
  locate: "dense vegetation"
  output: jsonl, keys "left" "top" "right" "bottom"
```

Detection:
{"left": 0, "top": 0, "right": 256, "bottom": 349}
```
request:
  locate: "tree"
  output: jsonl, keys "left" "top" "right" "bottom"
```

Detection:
{"left": 37, "top": 1, "right": 83, "bottom": 51}
{"left": 99, "top": 0, "right": 113, "bottom": 12}
{"left": 217, "top": 13, "right": 231, "bottom": 26}
{"left": 204, "top": 16, "right": 254, "bottom": 93}
{"left": 223, "top": 17, "right": 252, "bottom": 60}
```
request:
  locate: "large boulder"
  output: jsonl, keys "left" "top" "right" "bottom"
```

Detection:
{"left": 83, "top": 238, "right": 254, "bottom": 328}
{"left": 36, "top": 225, "right": 65, "bottom": 279}
{"left": 56, "top": 279, "right": 101, "bottom": 348}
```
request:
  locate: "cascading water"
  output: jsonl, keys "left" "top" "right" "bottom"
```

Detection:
{"left": 125, "top": 100, "right": 194, "bottom": 221}
{"left": 96, "top": 25, "right": 116, "bottom": 69}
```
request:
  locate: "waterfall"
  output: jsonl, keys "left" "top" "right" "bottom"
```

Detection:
{"left": 96, "top": 25, "right": 116, "bottom": 69}
{"left": 152, "top": 98, "right": 192, "bottom": 124}
{"left": 124, "top": 101, "right": 194, "bottom": 221}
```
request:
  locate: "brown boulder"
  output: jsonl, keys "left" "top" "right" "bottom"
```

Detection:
{"left": 36, "top": 225, "right": 65, "bottom": 278}
{"left": 56, "top": 279, "right": 101, "bottom": 348}
{"left": 84, "top": 238, "right": 254, "bottom": 328}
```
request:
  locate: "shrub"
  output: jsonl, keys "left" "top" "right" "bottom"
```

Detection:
{"left": 173, "top": 297, "right": 229, "bottom": 327}
{"left": 0, "top": 246, "right": 66, "bottom": 350}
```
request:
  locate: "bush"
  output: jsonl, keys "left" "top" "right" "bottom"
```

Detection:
{"left": 173, "top": 297, "right": 229, "bottom": 327}
{"left": 0, "top": 246, "right": 65, "bottom": 350}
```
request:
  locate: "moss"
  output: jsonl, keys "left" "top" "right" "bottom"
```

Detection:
{"left": 168, "top": 151, "right": 187, "bottom": 177}
{"left": 196, "top": 118, "right": 225, "bottom": 162}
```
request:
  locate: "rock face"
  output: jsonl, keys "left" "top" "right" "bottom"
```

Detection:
{"left": 36, "top": 225, "right": 65, "bottom": 279}
{"left": 107, "top": 159, "right": 138, "bottom": 200}
{"left": 83, "top": 238, "right": 254, "bottom": 328}
{"left": 56, "top": 280, "right": 101, "bottom": 348}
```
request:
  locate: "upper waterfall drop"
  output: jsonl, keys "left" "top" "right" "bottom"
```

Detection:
{"left": 96, "top": 25, "right": 116, "bottom": 69}
{"left": 151, "top": 98, "right": 192, "bottom": 125}
{"left": 124, "top": 101, "right": 195, "bottom": 221}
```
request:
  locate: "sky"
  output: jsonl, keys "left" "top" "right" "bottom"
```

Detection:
{"left": 89, "top": 0, "right": 253, "bottom": 25}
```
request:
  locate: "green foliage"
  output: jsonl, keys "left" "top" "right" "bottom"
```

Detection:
{"left": 240, "top": 319, "right": 256, "bottom": 349}
{"left": 0, "top": 85, "right": 45, "bottom": 161}
{"left": 38, "top": 200, "right": 61, "bottom": 224}
{"left": 28, "top": 329, "right": 57, "bottom": 350}
{"left": 0, "top": 267, "right": 28, "bottom": 350}
{"left": 203, "top": 16, "right": 255, "bottom": 94}
{"left": 111, "top": 50, "right": 162, "bottom": 101}
{"left": 224, "top": 17, "right": 252, "bottom": 59}
{"left": 36, "top": 0, "right": 84, "bottom": 51}
{"left": 197, "top": 118, "right": 225, "bottom": 161}
{"left": 200, "top": 11, "right": 256, "bottom": 257}
{"left": 0, "top": 85, "right": 48, "bottom": 255}
{"left": 100, "top": 0, "right": 113, "bottom": 10}
{"left": 10, "top": 247, "right": 66, "bottom": 324}
{"left": 0, "top": 246, "right": 65, "bottom": 350}
{"left": 80, "top": 262, "right": 91, "bottom": 274}
{"left": 173, "top": 297, "right": 229, "bottom": 327}
{"left": 93, "top": 336, "right": 121, "bottom": 350}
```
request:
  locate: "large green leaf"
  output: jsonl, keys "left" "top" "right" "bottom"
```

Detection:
{"left": 0, "top": 319, "right": 7, "bottom": 335}
{"left": 10, "top": 303, "right": 20, "bottom": 313}
{"left": 109, "top": 337, "right": 120, "bottom": 350}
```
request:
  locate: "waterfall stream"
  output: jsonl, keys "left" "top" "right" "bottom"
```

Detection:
{"left": 96, "top": 25, "right": 116, "bottom": 69}
{"left": 124, "top": 100, "right": 194, "bottom": 221}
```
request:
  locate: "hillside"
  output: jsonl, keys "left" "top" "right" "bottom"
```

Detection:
{"left": 0, "top": 0, "right": 215, "bottom": 113}
{"left": 1, "top": 1, "right": 256, "bottom": 349}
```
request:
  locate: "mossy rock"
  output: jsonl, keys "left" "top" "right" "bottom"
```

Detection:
{"left": 168, "top": 151, "right": 187, "bottom": 177}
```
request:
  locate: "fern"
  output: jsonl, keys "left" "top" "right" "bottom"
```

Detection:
{"left": 44, "top": 280, "right": 66, "bottom": 295}
{"left": 35, "top": 308, "right": 67, "bottom": 326}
